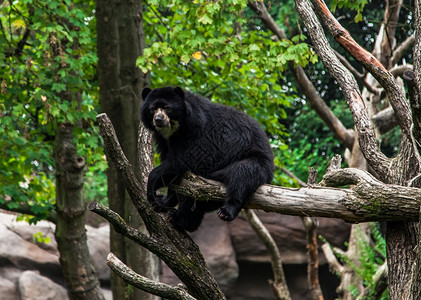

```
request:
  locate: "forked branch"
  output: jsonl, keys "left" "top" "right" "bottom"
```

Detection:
{"left": 95, "top": 113, "right": 225, "bottom": 300}
{"left": 294, "top": 0, "right": 390, "bottom": 178}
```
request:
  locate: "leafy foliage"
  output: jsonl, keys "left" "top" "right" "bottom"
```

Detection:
{"left": 284, "top": 98, "right": 353, "bottom": 182}
{"left": 323, "top": 224, "right": 389, "bottom": 299}
{"left": 350, "top": 224, "right": 388, "bottom": 299}
{"left": 330, "top": 0, "right": 370, "bottom": 22}
{"left": 0, "top": 0, "right": 105, "bottom": 222}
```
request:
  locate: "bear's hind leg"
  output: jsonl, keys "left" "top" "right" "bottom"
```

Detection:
{"left": 217, "top": 158, "right": 272, "bottom": 222}
{"left": 169, "top": 197, "right": 207, "bottom": 232}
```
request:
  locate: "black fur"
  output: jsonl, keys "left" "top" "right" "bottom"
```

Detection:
{"left": 141, "top": 86, "right": 274, "bottom": 231}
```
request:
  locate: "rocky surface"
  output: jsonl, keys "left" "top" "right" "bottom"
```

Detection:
{"left": 18, "top": 270, "right": 69, "bottom": 300}
{"left": 0, "top": 209, "right": 350, "bottom": 299}
{"left": 0, "top": 211, "right": 111, "bottom": 300}
{"left": 162, "top": 212, "right": 350, "bottom": 299}
{"left": 229, "top": 211, "right": 350, "bottom": 264}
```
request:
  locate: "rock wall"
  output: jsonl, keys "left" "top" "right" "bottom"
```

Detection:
{"left": 0, "top": 211, "right": 111, "bottom": 300}
{"left": 0, "top": 210, "right": 349, "bottom": 299}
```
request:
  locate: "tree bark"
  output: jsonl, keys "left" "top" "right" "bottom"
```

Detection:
{"left": 295, "top": 0, "right": 421, "bottom": 296}
{"left": 96, "top": 0, "right": 159, "bottom": 299}
{"left": 106, "top": 253, "right": 196, "bottom": 300}
{"left": 55, "top": 113, "right": 104, "bottom": 300}
{"left": 167, "top": 168, "right": 421, "bottom": 223}
{"left": 52, "top": 12, "right": 105, "bottom": 298}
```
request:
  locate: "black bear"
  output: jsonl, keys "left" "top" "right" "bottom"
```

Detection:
{"left": 141, "top": 86, "right": 274, "bottom": 231}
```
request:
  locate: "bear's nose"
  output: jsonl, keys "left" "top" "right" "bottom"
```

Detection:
{"left": 155, "top": 113, "right": 165, "bottom": 122}
{"left": 154, "top": 113, "right": 169, "bottom": 127}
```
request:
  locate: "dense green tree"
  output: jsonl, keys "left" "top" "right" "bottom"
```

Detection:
{"left": 0, "top": 1, "right": 105, "bottom": 299}
{"left": 2, "top": 0, "right": 420, "bottom": 298}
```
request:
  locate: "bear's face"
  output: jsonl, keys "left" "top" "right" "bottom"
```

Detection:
{"left": 141, "top": 87, "right": 186, "bottom": 139}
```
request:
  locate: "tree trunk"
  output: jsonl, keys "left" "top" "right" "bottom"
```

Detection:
{"left": 54, "top": 104, "right": 105, "bottom": 300}
{"left": 294, "top": 0, "right": 421, "bottom": 297}
{"left": 96, "top": 0, "right": 159, "bottom": 299}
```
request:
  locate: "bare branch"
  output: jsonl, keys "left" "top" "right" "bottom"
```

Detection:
{"left": 96, "top": 113, "right": 164, "bottom": 235}
{"left": 391, "top": 34, "right": 415, "bottom": 66}
{"left": 107, "top": 253, "right": 196, "bottom": 300}
{"left": 294, "top": 0, "right": 390, "bottom": 178}
{"left": 372, "top": 107, "right": 397, "bottom": 135}
{"left": 390, "top": 64, "right": 413, "bottom": 78}
{"left": 281, "top": 167, "right": 307, "bottom": 187}
{"left": 302, "top": 217, "right": 324, "bottom": 300}
{"left": 247, "top": 0, "right": 286, "bottom": 41}
{"left": 247, "top": 0, "right": 354, "bottom": 150}
{"left": 379, "top": 0, "right": 402, "bottom": 69}
{"left": 309, "top": 0, "right": 412, "bottom": 137}
{"left": 333, "top": 50, "right": 381, "bottom": 95}
{"left": 243, "top": 209, "right": 291, "bottom": 300}
{"left": 88, "top": 201, "right": 160, "bottom": 252}
{"left": 333, "top": 49, "right": 364, "bottom": 79}
{"left": 321, "top": 243, "right": 344, "bottom": 275}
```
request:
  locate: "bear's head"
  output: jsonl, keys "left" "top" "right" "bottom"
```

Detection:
{"left": 141, "top": 87, "right": 186, "bottom": 139}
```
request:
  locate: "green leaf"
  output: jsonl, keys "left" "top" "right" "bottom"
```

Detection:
{"left": 249, "top": 44, "right": 260, "bottom": 52}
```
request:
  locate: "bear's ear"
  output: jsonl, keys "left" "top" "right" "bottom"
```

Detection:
{"left": 142, "top": 87, "right": 152, "bottom": 100}
{"left": 174, "top": 86, "right": 184, "bottom": 99}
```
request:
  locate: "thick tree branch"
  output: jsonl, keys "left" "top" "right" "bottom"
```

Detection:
{"left": 97, "top": 113, "right": 164, "bottom": 236}
{"left": 169, "top": 170, "right": 421, "bottom": 223}
{"left": 408, "top": 2, "right": 421, "bottom": 298}
{"left": 107, "top": 253, "right": 196, "bottom": 300}
{"left": 403, "top": 70, "right": 421, "bottom": 157}
{"left": 294, "top": 0, "right": 390, "bottom": 178}
{"left": 309, "top": 0, "right": 412, "bottom": 137}
{"left": 415, "top": 0, "right": 421, "bottom": 95}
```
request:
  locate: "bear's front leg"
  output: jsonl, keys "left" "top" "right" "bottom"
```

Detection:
{"left": 147, "top": 163, "right": 184, "bottom": 211}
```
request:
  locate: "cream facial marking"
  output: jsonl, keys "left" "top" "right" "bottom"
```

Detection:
{"left": 153, "top": 108, "right": 179, "bottom": 139}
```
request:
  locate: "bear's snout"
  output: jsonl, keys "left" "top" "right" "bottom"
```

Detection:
{"left": 153, "top": 108, "right": 170, "bottom": 128}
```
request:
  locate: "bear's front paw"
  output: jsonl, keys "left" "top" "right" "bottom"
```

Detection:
{"left": 151, "top": 200, "right": 169, "bottom": 213}
{"left": 217, "top": 205, "right": 239, "bottom": 222}
{"left": 147, "top": 190, "right": 156, "bottom": 204}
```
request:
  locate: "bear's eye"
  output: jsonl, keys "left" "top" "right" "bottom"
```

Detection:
{"left": 164, "top": 104, "right": 170, "bottom": 110}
